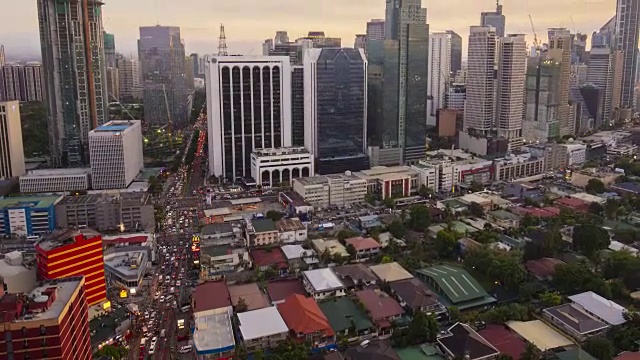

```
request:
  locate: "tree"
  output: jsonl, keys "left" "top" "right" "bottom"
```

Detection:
{"left": 480, "top": 303, "right": 530, "bottom": 324}
{"left": 614, "top": 228, "right": 640, "bottom": 245}
{"left": 602, "top": 250, "right": 639, "bottom": 280}
{"left": 583, "top": 337, "right": 615, "bottom": 360}
{"left": 470, "top": 181, "right": 484, "bottom": 192}
{"left": 393, "top": 312, "right": 439, "bottom": 347}
{"left": 337, "top": 229, "right": 359, "bottom": 242}
{"left": 365, "top": 192, "right": 376, "bottom": 205}
{"left": 20, "top": 102, "right": 49, "bottom": 157}
{"left": 435, "top": 229, "right": 459, "bottom": 258}
{"left": 271, "top": 339, "right": 310, "bottom": 360}
{"left": 265, "top": 210, "right": 284, "bottom": 222}
{"left": 447, "top": 306, "right": 460, "bottom": 322}
{"left": 553, "top": 262, "right": 612, "bottom": 298}
{"left": 586, "top": 178, "right": 606, "bottom": 194}
{"left": 253, "top": 350, "right": 266, "bottom": 360}
{"left": 418, "top": 184, "right": 433, "bottom": 198}
{"left": 388, "top": 219, "right": 407, "bottom": 239}
{"left": 469, "top": 202, "right": 485, "bottom": 218}
{"left": 520, "top": 342, "right": 541, "bottom": 360}
{"left": 589, "top": 201, "right": 605, "bottom": 216}
{"left": 573, "top": 224, "right": 611, "bottom": 259}
{"left": 95, "top": 345, "right": 128, "bottom": 360}
{"left": 346, "top": 243, "right": 357, "bottom": 258}
{"left": 604, "top": 199, "right": 621, "bottom": 220}
{"left": 407, "top": 204, "right": 431, "bottom": 232}
{"left": 235, "top": 297, "right": 248, "bottom": 313}
{"left": 538, "top": 291, "right": 563, "bottom": 307}
{"left": 487, "top": 254, "right": 527, "bottom": 288}
{"left": 380, "top": 255, "right": 394, "bottom": 264}
{"left": 383, "top": 197, "right": 396, "bottom": 209}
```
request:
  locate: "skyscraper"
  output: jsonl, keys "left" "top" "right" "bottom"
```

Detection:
{"left": 0, "top": 63, "right": 44, "bottom": 102}
{"left": 0, "top": 101, "right": 25, "bottom": 179}
{"left": 206, "top": 56, "right": 292, "bottom": 181}
{"left": 547, "top": 30, "right": 572, "bottom": 136}
{"left": 37, "top": 0, "right": 108, "bottom": 167}
{"left": 355, "top": 34, "right": 367, "bottom": 49}
{"left": 524, "top": 57, "right": 561, "bottom": 143}
{"left": 464, "top": 26, "right": 496, "bottom": 134}
{"left": 291, "top": 66, "right": 305, "bottom": 147}
{"left": 190, "top": 53, "right": 200, "bottom": 77}
{"left": 384, "top": 0, "right": 429, "bottom": 163}
{"left": 427, "top": 33, "right": 451, "bottom": 126}
{"left": 104, "top": 32, "right": 116, "bottom": 68}
{"left": 89, "top": 120, "right": 143, "bottom": 189}
{"left": 275, "top": 31, "right": 290, "bottom": 45}
{"left": 481, "top": 1, "right": 506, "bottom": 38}
{"left": 138, "top": 25, "right": 189, "bottom": 126}
{"left": 304, "top": 48, "right": 369, "bottom": 174}
{"left": 496, "top": 34, "right": 526, "bottom": 141}
{"left": 446, "top": 30, "right": 463, "bottom": 76}
{"left": 592, "top": 16, "right": 616, "bottom": 48}
{"left": 117, "top": 56, "right": 141, "bottom": 101}
{"left": 367, "top": 19, "right": 385, "bottom": 42}
{"left": 105, "top": 67, "right": 119, "bottom": 100}
{"left": 615, "top": 0, "right": 640, "bottom": 109}
{"left": 0, "top": 45, "right": 5, "bottom": 67}
{"left": 587, "top": 47, "right": 623, "bottom": 125}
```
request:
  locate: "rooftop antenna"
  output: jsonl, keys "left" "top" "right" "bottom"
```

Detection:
{"left": 218, "top": 24, "right": 228, "bottom": 56}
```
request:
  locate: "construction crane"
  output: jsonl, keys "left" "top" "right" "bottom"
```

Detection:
{"left": 529, "top": 14, "right": 541, "bottom": 55}
{"left": 162, "top": 84, "right": 173, "bottom": 149}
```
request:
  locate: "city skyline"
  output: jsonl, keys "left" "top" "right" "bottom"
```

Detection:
{"left": 0, "top": 0, "right": 616, "bottom": 59}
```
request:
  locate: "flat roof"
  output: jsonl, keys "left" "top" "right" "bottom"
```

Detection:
{"left": 303, "top": 268, "right": 344, "bottom": 292}
{"left": 22, "top": 168, "right": 91, "bottom": 177}
{"left": 416, "top": 265, "right": 488, "bottom": 304}
{"left": 193, "top": 310, "right": 235, "bottom": 355}
{"left": 506, "top": 320, "right": 573, "bottom": 351}
{"left": 36, "top": 229, "right": 100, "bottom": 252}
{"left": 237, "top": 307, "right": 288, "bottom": 341}
{"left": 0, "top": 195, "right": 62, "bottom": 210}
{"left": 16, "top": 278, "right": 82, "bottom": 322}
{"left": 266, "top": 279, "right": 306, "bottom": 303}
{"left": 227, "top": 283, "right": 270, "bottom": 311}
{"left": 281, "top": 245, "right": 318, "bottom": 264}
{"left": 569, "top": 291, "right": 627, "bottom": 325}
{"left": 230, "top": 197, "right": 262, "bottom": 205}
{"left": 203, "top": 208, "right": 232, "bottom": 217}
{"left": 193, "top": 281, "right": 231, "bottom": 312}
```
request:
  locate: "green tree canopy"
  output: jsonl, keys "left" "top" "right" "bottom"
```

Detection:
{"left": 265, "top": 210, "right": 284, "bottom": 222}
{"left": 435, "top": 228, "right": 459, "bottom": 258}
{"left": 586, "top": 178, "right": 606, "bottom": 194}
{"left": 553, "top": 262, "right": 611, "bottom": 298}
{"left": 388, "top": 219, "right": 407, "bottom": 239}
{"left": 583, "top": 337, "right": 615, "bottom": 360}
{"left": 406, "top": 204, "right": 431, "bottom": 232}
{"left": 572, "top": 224, "right": 611, "bottom": 259}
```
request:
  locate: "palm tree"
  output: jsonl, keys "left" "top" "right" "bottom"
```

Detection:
{"left": 96, "top": 345, "right": 128, "bottom": 360}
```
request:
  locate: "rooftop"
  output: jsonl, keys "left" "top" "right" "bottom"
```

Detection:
{"left": 346, "top": 340, "right": 400, "bottom": 360}
{"left": 556, "top": 348, "right": 598, "bottom": 360}
{"left": 276, "top": 218, "right": 306, "bottom": 232}
{"left": 0, "top": 195, "right": 62, "bottom": 210}
{"left": 1, "top": 277, "right": 83, "bottom": 323}
{"left": 237, "top": 306, "right": 289, "bottom": 341}
{"left": 388, "top": 278, "right": 441, "bottom": 310}
{"left": 203, "top": 207, "right": 232, "bottom": 217}
{"left": 331, "top": 264, "right": 377, "bottom": 287}
{"left": 230, "top": 197, "right": 262, "bottom": 205}
{"left": 355, "top": 289, "right": 404, "bottom": 321}
{"left": 488, "top": 210, "right": 521, "bottom": 221}
{"left": 437, "top": 323, "right": 499, "bottom": 360}
{"left": 303, "top": 268, "right": 345, "bottom": 292}
{"left": 345, "top": 237, "right": 381, "bottom": 252}
{"left": 21, "top": 168, "right": 91, "bottom": 177}
{"left": 281, "top": 245, "right": 318, "bottom": 265}
{"left": 544, "top": 303, "right": 609, "bottom": 334}
{"left": 266, "top": 279, "right": 306, "bottom": 304}
{"left": 477, "top": 324, "right": 526, "bottom": 360}
{"left": 569, "top": 291, "right": 627, "bottom": 326}
{"left": 506, "top": 320, "right": 573, "bottom": 351}
{"left": 525, "top": 258, "right": 565, "bottom": 279}
{"left": 277, "top": 294, "right": 333, "bottom": 336}
{"left": 193, "top": 310, "right": 235, "bottom": 355}
{"left": 416, "top": 265, "right": 488, "bottom": 304}
{"left": 228, "top": 283, "right": 270, "bottom": 311}
{"left": 251, "top": 248, "right": 288, "bottom": 269}
{"left": 193, "top": 281, "right": 231, "bottom": 312}
{"left": 201, "top": 223, "right": 234, "bottom": 236}
{"left": 395, "top": 344, "right": 446, "bottom": 360}
{"left": 36, "top": 229, "right": 101, "bottom": 252}
{"left": 369, "top": 262, "right": 414, "bottom": 283}
{"left": 250, "top": 218, "right": 277, "bottom": 233}
{"left": 318, "top": 297, "right": 374, "bottom": 333}
{"left": 312, "top": 239, "right": 349, "bottom": 257}
{"left": 93, "top": 121, "right": 137, "bottom": 132}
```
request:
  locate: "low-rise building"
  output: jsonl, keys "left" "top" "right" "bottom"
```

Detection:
{"left": 199, "top": 246, "right": 251, "bottom": 280}
{"left": 554, "top": 196, "right": 590, "bottom": 212}
{"left": 281, "top": 244, "right": 318, "bottom": 271}
{"left": 311, "top": 239, "right": 349, "bottom": 258}
{"left": 318, "top": 297, "right": 376, "bottom": 338}
{"left": 302, "top": 268, "right": 346, "bottom": 300}
{"left": 266, "top": 279, "right": 306, "bottom": 305}
{"left": 278, "top": 192, "right": 314, "bottom": 218}
{"left": 344, "top": 236, "right": 381, "bottom": 261}
{"left": 437, "top": 323, "right": 499, "bottom": 360}
{"left": 369, "top": 262, "right": 414, "bottom": 283}
{"left": 19, "top": 168, "right": 91, "bottom": 193}
{"left": 487, "top": 210, "right": 521, "bottom": 229}
{"left": 354, "top": 166, "right": 420, "bottom": 199}
{"left": 415, "top": 265, "right": 496, "bottom": 310}
{"left": 277, "top": 294, "right": 335, "bottom": 350}
{"left": 103, "top": 246, "right": 149, "bottom": 294}
{"left": 355, "top": 289, "right": 405, "bottom": 336}
{"left": 293, "top": 173, "right": 367, "bottom": 208}
{"left": 250, "top": 248, "right": 289, "bottom": 275}
{"left": 201, "top": 223, "right": 239, "bottom": 246}
{"left": 525, "top": 257, "right": 565, "bottom": 281}
{"left": 228, "top": 283, "right": 270, "bottom": 311}
{"left": 331, "top": 264, "right": 377, "bottom": 291}
{"left": 250, "top": 147, "right": 314, "bottom": 187}
{"left": 237, "top": 307, "right": 289, "bottom": 352}
{"left": 276, "top": 218, "right": 307, "bottom": 243}
{"left": 388, "top": 278, "right": 446, "bottom": 317}
{"left": 246, "top": 218, "right": 279, "bottom": 247}
{"left": 0, "top": 251, "right": 36, "bottom": 293}
{"left": 543, "top": 303, "right": 609, "bottom": 341}
{"left": 568, "top": 291, "right": 627, "bottom": 326}
{"left": 0, "top": 195, "right": 61, "bottom": 236}
{"left": 192, "top": 281, "right": 236, "bottom": 358}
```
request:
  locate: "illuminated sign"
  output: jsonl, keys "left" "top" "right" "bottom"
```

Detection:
{"left": 119, "top": 290, "right": 128, "bottom": 298}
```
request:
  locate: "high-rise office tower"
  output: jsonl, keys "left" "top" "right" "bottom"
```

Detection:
{"left": 184, "top": 57, "right": 195, "bottom": 91}
{"left": 592, "top": 16, "right": 616, "bottom": 48}
{"left": 291, "top": 66, "right": 305, "bottom": 147}
{"left": 524, "top": 57, "right": 561, "bottom": 143}
{"left": 138, "top": 25, "right": 189, "bottom": 126}
{"left": 367, "top": 19, "right": 386, "bottom": 41}
{"left": 463, "top": 26, "right": 496, "bottom": 134}
{"left": 304, "top": 48, "right": 369, "bottom": 174}
{"left": 0, "top": 63, "right": 44, "bottom": 102}
{"left": 105, "top": 67, "right": 119, "bottom": 101}
{"left": 37, "top": 0, "right": 108, "bottom": 167}
{"left": 118, "top": 56, "right": 141, "bottom": 101}
{"left": 0, "top": 45, "right": 4, "bottom": 67}
{"left": 615, "top": 0, "right": 640, "bottom": 109}
{"left": 446, "top": 30, "right": 463, "bottom": 76}
{"left": 262, "top": 39, "right": 274, "bottom": 55}
{"left": 587, "top": 47, "right": 623, "bottom": 126}
{"left": 0, "top": 101, "right": 25, "bottom": 179}
{"left": 205, "top": 56, "right": 292, "bottom": 180}
{"left": 481, "top": 1, "right": 506, "bottom": 38}
{"left": 89, "top": 120, "right": 143, "bottom": 189}
{"left": 275, "top": 31, "right": 290, "bottom": 45}
{"left": 571, "top": 33, "right": 588, "bottom": 64}
{"left": 496, "top": 34, "right": 526, "bottom": 141}
{"left": 190, "top": 53, "right": 200, "bottom": 77}
{"left": 548, "top": 30, "right": 572, "bottom": 135}
{"left": 427, "top": 33, "right": 451, "bottom": 126}
{"left": 384, "top": 0, "right": 429, "bottom": 163}
{"left": 104, "top": 32, "right": 116, "bottom": 68}
{"left": 355, "top": 34, "right": 367, "bottom": 49}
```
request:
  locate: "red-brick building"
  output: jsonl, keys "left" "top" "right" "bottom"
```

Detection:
{"left": 0, "top": 277, "right": 92, "bottom": 360}
{"left": 35, "top": 229, "right": 107, "bottom": 305}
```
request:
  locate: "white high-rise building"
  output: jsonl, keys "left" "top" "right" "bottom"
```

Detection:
{"left": 427, "top": 32, "right": 452, "bottom": 126}
{"left": 117, "top": 57, "right": 141, "bottom": 100}
{"left": 0, "top": 101, "right": 25, "bottom": 179}
{"left": 496, "top": 34, "right": 527, "bottom": 141}
{"left": 205, "top": 56, "right": 292, "bottom": 181}
{"left": 464, "top": 26, "right": 497, "bottom": 134}
{"left": 89, "top": 120, "right": 143, "bottom": 190}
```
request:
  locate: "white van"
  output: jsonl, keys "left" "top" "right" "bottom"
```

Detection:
{"left": 179, "top": 345, "right": 192, "bottom": 354}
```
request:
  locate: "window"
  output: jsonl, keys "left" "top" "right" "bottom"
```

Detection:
{"left": 42, "top": 337, "right": 47, "bottom": 347}
{"left": 23, "top": 339, "right": 28, "bottom": 347}
{"left": 22, "top": 326, "right": 28, "bottom": 337}
{"left": 39, "top": 325, "right": 46, "bottom": 335}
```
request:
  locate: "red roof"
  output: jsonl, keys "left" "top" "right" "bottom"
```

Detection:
{"left": 513, "top": 207, "right": 559, "bottom": 218}
{"left": 266, "top": 279, "right": 306, "bottom": 303}
{"left": 277, "top": 294, "right": 334, "bottom": 336}
{"left": 615, "top": 352, "right": 640, "bottom": 360}
{"left": 355, "top": 289, "right": 404, "bottom": 321}
{"left": 345, "top": 237, "right": 381, "bottom": 251}
{"left": 193, "top": 281, "right": 231, "bottom": 312}
{"left": 251, "top": 248, "right": 288, "bottom": 269}
{"left": 525, "top": 257, "right": 565, "bottom": 279}
{"left": 478, "top": 324, "right": 526, "bottom": 360}
{"left": 102, "top": 235, "right": 149, "bottom": 244}
{"left": 555, "top": 197, "right": 589, "bottom": 209}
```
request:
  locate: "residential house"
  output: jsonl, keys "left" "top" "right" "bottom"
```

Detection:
{"left": 344, "top": 340, "right": 400, "bottom": 360}
{"left": 228, "top": 283, "right": 271, "bottom": 311}
{"left": 331, "top": 264, "right": 377, "bottom": 291}
{"left": 266, "top": 279, "right": 306, "bottom": 305}
{"left": 251, "top": 248, "right": 289, "bottom": 275}
{"left": 345, "top": 237, "right": 381, "bottom": 261}
{"left": 276, "top": 218, "right": 308, "bottom": 243}
{"left": 554, "top": 197, "right": 590, "bottom": 213}
{"left": 247, "top": 218, "right": 280, "bottom": 246}
{"left": 281, "top": 244, "right": 319, "bottom": 272}
{"left": 568, "top": 291, "right": 628, "bottom": 326}
{"left": 388, "top": 278, "right": 446, "bottom": 317}
{"left": 525, "top": 257, "right": 565, "bottom": 281}
{"left": 543, "top": 303, "right": 609, "bottom": 341}
{"left": 277, "top": 294, "right": 336, "bottom": 350}
{"left": 238, "top": 307, "right": 289, "bottom": 352}
{"left": 356, "top": 289, "right": 405, "bottom": 337}
{"left": 357, "top": 215, "right": 382, "bottom": 230}
{"left": 369, "top": 262, "right": 414, "bottom": 283}
{"left": 504, "top": 182, "right": 543, "bottom": 199}
{"left": 302, "top": 268, "right": 346, "bottom": 300}
{"left": 437, "top": 323, "right": 499, "bottom": 360}
{"left": 487, "top": 210, "right": 521, "bottom": 229}
{"left": 318, "top": 297, "right": 376, "bottom": 339}
{"left": 312, "top": 239, "right": 349, "bottom": 258}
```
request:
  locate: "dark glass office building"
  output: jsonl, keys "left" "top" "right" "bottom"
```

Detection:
{"left": 304, "top": 48, "right": 369, "bottom": 174}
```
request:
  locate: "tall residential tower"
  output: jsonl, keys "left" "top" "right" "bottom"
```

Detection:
{"left": 496, "top": 34, "right": 526, "bottom": 142}
{"left": 463, "top": 26, "right": 496, "bottom": 134}
{"left": 615, "top": 0, "right": 640, "bottom": 110}
{"left": 427, "top": 33, "right": 451, "bottom": 126}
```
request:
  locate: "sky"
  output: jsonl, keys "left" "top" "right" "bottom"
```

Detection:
{"left": 0, "top": 0, "right": 616, "bottom": 61}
